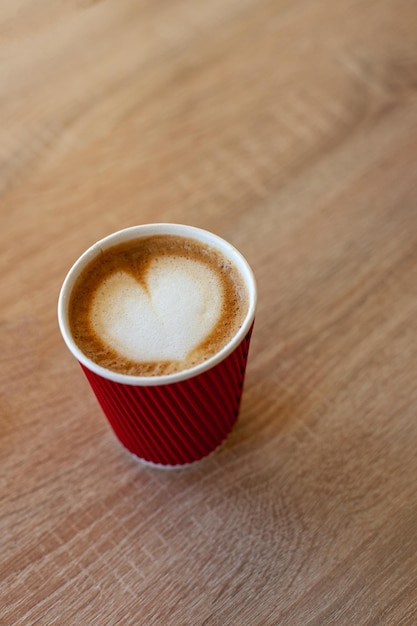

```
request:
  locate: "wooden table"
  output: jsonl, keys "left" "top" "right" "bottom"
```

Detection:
{"left": 2, "top": 1, "right": 417, "bottom": 624}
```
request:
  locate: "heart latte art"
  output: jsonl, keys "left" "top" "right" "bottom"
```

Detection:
{"left": 91, "top": 258, "right": 222, "bottom": 363}
{"left": 69, "top": 235, "right": 248, "bottom": 376}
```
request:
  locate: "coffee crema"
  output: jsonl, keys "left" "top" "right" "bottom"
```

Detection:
{"left": 69, "top": 234, "right": 248, "bottom": 376}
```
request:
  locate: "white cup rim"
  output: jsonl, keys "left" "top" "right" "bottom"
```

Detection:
{"left": 58, "top": 223, "right": 257, "bottom": 386}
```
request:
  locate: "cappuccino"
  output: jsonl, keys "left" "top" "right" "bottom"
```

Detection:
{"left": 68, "top": 234, "right": 248, "bottom": 376}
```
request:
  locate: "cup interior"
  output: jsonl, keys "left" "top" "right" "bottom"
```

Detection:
{"left": 58, "top": 223, "right": 257, "bottom": 386}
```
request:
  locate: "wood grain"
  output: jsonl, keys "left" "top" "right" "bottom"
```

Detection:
{"left": 1, "top": 0, "right": 417, "bottom": 624}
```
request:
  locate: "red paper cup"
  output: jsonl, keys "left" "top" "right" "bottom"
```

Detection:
{"left": 58, "top": 224, "right": 257, "bottom": 467}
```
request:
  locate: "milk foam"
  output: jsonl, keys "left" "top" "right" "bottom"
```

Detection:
{"left": 90, "top": 256, "right": 222, "bottom": 363}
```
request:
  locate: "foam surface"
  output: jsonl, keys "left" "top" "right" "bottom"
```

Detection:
{"left": 90, "top": 256, "right": 222, "bottom": 363}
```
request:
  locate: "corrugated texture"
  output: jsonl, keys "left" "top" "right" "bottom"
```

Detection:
{"left": 81, "top": 326, "right": 253, "bottom": 465}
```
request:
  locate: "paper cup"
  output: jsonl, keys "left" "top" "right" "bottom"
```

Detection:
{"left": 58, "top": 224, "right": 257, "bottom": 467}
